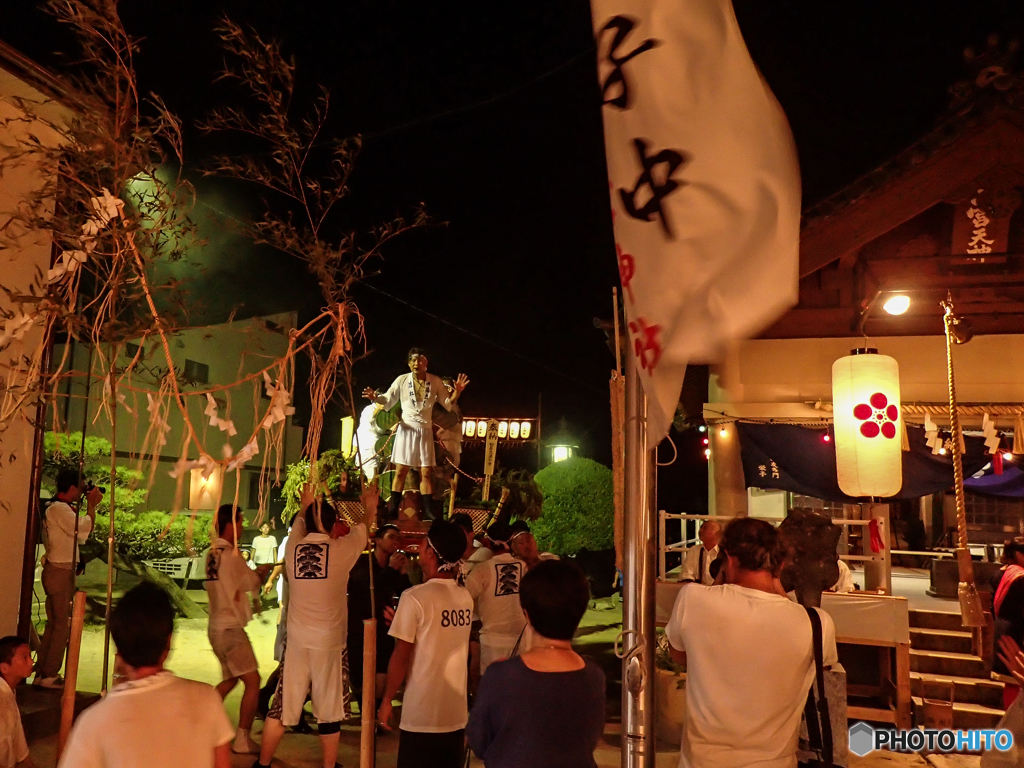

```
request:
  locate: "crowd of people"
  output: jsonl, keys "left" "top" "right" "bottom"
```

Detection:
{"left": 12, "top": 464, "right": 606, "bottom": 768}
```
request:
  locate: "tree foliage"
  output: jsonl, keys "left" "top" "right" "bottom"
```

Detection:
{"left": 532, "top": 457, "right": 614, "bottom": 556}
{"left": 469, "top": 468, "right": 543, "bottom": 521}
{"left": 281, "top": 449, "right": 357, "bottom": 521}
{"left": 42, "top": 432, "right": 146, "bottom": 517}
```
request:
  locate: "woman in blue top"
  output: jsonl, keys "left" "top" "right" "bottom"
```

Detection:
{"left": 467, "top": 560, "right": 606, "bottom": 768}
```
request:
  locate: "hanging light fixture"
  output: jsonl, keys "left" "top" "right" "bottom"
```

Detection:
{"left": 477, "top": 420, "right": 488, "bottom": 437}
{"left": 520, "top": 421, "right": 532, "bottom": 439}
{"left": 832, "top": 348, "right": 903, "bottom": 497}
{"left": 464, "top": 420, "right": 476, "bottom": 438}
{"left": 498, "top": 421, "right": 509, "bottom": 438}
{"left": 509, "top": 421, "right": 520, "bottom": 439}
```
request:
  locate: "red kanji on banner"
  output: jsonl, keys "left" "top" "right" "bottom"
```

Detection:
{"left": 617, "top": 243, "right": 635, "bottom": 302}
{"left": 629, "top": 317, "right": 662, "bottom": 371}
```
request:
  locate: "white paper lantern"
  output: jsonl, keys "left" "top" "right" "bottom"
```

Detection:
{"left": 832, "top": 350, "right": 903, "bottom": 498}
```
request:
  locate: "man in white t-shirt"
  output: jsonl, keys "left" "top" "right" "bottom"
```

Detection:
{"left": 679, "top": 520, "right": 721, "bottom": 585}
{"left": 379, "top": 519, "right": 473, "bottom": 768}
{"left": 0, "top": 637, "right": 34, "bottom": 768}
{"left": 59, "top": 582, "right": 234, "bottom": 768}
{"left": 363, "top": 348, "right": 469, "bottom": 521}
{"left": 465, "top": 522, "right": 528, "bottom": 673}
{"left": 35, "top": 469, "right": 101, "bottom": 688}
{"left": 666, "top": 517, "right": 838, "bottom": 768}
{"left": 252, "top": 524, "right": 278, "bottom": 566}
{"left": 204, "top": 504, "right": 264, "bottom": 754}
{"left": 255, "top": 489, "right": 372, "bottom": 768}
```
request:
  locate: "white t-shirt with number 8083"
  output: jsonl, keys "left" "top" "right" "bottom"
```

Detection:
{"left": 388, "top": 578, "right": 473, "bottom": 733}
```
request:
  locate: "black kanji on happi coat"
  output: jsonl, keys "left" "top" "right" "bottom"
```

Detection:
{"left": 598, "top": 16, "right": 660, "bottom": 110}
{"left": 618, "top": 139, "right": 689, "bottom": 238}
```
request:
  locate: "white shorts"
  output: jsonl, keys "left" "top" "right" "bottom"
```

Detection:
{"left": 208, "top": 627, "right": 258, "bottom": 678}
{"left": 279, "top": 644, "right": 351, "bottom": 726}
{"left": 392, "top": 423, "right": 435, "bottom": 468}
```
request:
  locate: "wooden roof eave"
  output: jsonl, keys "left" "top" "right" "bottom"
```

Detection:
{"left": 798, "top": 111, "right": 1024, "bottom": 278}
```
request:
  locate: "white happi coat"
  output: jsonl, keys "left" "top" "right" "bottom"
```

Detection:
{"left": 375, "top": 372, "right": 455, "bottom": 467}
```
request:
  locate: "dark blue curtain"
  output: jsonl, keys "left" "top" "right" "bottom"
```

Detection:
{"left": 737, "top": 422, "right": 989, "bottom": 503}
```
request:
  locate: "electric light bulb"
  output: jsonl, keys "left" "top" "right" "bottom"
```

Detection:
{"left": 698, "top": 425, "right": 706, "bottom": 433}
{"left": 882, "top": 294, "right": 911, "bottom": 315}
{"left": 823, "top": 434, "right": 831, "bottom": 442}
{"left": 1004, "top": 452, "right": 1014, "bottom": 461}
{"left": 702, "top": 438, "right": 709, "bottom": 446}
{"left": 939, "top": 447, "right": 946, "bottom": 455}
{"left": 704, "top": 448, "right": 711, "bottom": 459}
{"left": 719, "top": 427, "right": 728, "bottom": 438}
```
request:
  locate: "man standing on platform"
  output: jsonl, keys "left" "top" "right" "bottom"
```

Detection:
{"left": 679, "top": 521, "right": 720, "bottom": 586}
{"left": 363, "top": 349, "right": 468, "bottom": 521}
{"left": 35, "top": 469, "right": 101, "bottom": 688}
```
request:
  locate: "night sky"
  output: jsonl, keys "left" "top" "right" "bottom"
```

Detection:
{"left": 5, "top": 1, "right": 1024, "bottom": 507}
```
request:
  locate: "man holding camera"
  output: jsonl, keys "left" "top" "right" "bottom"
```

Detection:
{"left": 35, "top": 469, "right": 101, "bottom": 688}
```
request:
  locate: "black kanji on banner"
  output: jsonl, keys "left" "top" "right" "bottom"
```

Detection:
{"left": 619, "top": 138, "right": 688, "bottom": 238}
{"left": 598, "top": 16, "right": 660, "bottom": 110}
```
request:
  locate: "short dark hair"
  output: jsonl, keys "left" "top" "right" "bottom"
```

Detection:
{"left": 216, "top": 504, "right": 243, "bottom": 537}
{"left": 487, "top": 520, "right": 513, "bottom": 545}
{"left": 450, "top": 513, "right": 474, "bottom": 535}
{"left": 510, "top": 520, "right": 531, "bottom": 536}
{"left": 110, "top": 582, "right": 174, "bottom": 668}
{"left": 426, "top": 519, "right": 466, "bottom": 565}
{"left": 0, "top": 636, "right": 28, "bottom": 667}
{"left": 407, "top": 347, "right": 427, "bottom": 362}
{"left": 721, "top": 517, "right": 782, "bottom": 574}
{"left": 375, "top": 523, "right": 400, "bottom": 540}
{"left": 1003, "top": 540, "right": 1024, "bottom": 564}
{"left": 55, "top": 469, "right": 81, "bottom": 495}
{"left": 305, "top": 501, "right": 339, "bottom": 533}
{"left": 520, "top": 560, "right": 590, "bottom": 640}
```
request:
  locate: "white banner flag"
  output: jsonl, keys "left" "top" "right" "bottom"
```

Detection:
{"left": 592, "top": 0, "right": 801, "bottom": 441}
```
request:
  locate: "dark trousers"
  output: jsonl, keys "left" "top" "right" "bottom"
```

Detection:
{"left": 397, "top": 729, "right": 465, "bottom": 768}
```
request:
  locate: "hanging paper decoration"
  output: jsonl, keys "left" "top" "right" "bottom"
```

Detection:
{"left": 832, "top": 350, "right": 903, "bottom": 497}
{"left": 982, "top": 413, "right": 1001, "bottom": 455}
{"left": 924, "top": 413, "right": 942, "bottom": 455}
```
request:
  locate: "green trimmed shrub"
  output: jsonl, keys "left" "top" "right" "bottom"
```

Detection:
{"left": 533, "top": 457, "right": 614, "bottom": 556}
{"left": 92, "top": 510, "right": 213, "bottom": 561}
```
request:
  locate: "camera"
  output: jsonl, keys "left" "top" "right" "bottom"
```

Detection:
{"left": 83, "top": 481, "right": 106, "bottom": 495}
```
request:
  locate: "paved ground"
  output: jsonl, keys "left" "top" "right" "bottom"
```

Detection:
{"left": 25, "top": 562, "right": 981, "bottom": 767}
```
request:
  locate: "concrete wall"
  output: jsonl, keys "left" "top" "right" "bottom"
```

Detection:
{"left": 0, "top": 67, "right": 69, "bottom": 635}
{"left": 54, "top": 311, "right": 304, "bottom": 515}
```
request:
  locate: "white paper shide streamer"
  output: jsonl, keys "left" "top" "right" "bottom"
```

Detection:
{"left": 590, "top": 0, "right": 802, "bottom": 440}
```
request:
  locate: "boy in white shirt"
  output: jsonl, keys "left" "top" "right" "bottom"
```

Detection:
{"left": 205, "top": 504, "right": 264, "bottom": 754}
{"left": 0, "top": 637, "right": 34, "bottom": 768}
{"left": 379, "top": 519, "right": 473, "bottom": 768}
{"left": 464, "top": 522, "right": 527, "bottom": 673}
{"left": 59, "top": 583, "right": 234, "bottom": 768}
{"left": 255, "top": 491, "right": 372, "bottom": 768}
{"left": 666, "top": 518, "right": 838, "bottom": 768}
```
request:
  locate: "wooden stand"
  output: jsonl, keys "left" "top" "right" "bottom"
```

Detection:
{"left": 842, "top": 636, "right": 912, "bottom": 729}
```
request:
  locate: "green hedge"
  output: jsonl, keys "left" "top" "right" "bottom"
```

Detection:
{"left": 91, "top": 510, "right": 213, "bottom": 561}
{"left": 532, "top": 457, "right": 613, "bottom": 556}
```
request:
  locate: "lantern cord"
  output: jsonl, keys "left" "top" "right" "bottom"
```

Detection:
{"left": 656, "top": 434, "right": 678, "bottom": 467}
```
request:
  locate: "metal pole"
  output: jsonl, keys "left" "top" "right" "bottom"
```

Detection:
{"left": 621, "top": 357, "right": 656, "bottom": 768}
{"left": 101, "top": 368, "right": 117, "bottom": 692}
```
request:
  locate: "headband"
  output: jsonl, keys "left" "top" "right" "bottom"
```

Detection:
{"left": 509, "top": 530, "right": 531, "bottom": 542}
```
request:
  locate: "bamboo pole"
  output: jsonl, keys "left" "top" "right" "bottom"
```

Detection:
{"left": 101, "top": 368, "right": 117, "bottom": 692}
{"left": 360, "top": 618, "right": 377, "bottom": 768}
{"left": 448, "top": 473, "right": 459, "bottom": 518}
{"left": 57, "top": 591, "right": 87, "bottom": 761}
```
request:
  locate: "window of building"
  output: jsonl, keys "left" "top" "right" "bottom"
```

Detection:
{"left": 184, "top": 359, "right": 209, "bottom": 384}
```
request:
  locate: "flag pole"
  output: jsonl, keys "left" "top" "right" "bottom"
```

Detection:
{"left": 621, "top": 355, "right": 656, "bottom": 768}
